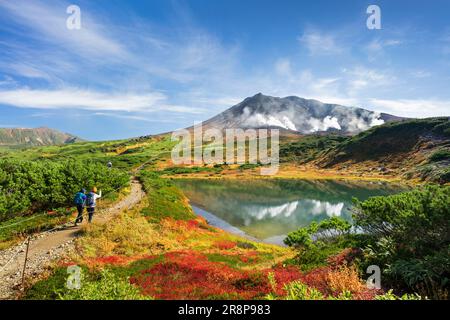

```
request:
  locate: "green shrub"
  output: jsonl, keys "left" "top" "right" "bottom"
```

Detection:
{"left": 429, "top": 149, "right": 450, "bottom": 162}
{"left": 353, "top": 185, "right": 450, "bottom": 299}
{"left": 375, "top": 289, "right": 422, "bottom": 300}
{"left": 0, "top": 159, "right": 129, "bottom": 222}
{"left": 57, "top": 269, "right": 152, "bottom": 300}
{"left": 284, "top": 217, "right": 355, "bottom": 271}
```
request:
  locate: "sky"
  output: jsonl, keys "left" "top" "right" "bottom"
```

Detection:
{"left": 0, "top": 0, "right": 449, "bottom": 140}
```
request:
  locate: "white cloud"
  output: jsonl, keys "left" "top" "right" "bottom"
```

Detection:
{"left": 365, "top": 38, "right": 402, "bottom": 61}
{"left": 298, "top": 30, "right": 343, "bottom": 56}
{"left": 275, "top": 58, "right": 292, "bottom": 75}
{"left": 342, "top": 67, "right": 395, "bottom": 94}
{"left": 370, "top": 98, "right": 450, "bottom": 117}
{"left": 0, "top": 88, "right": 203, "bottom": 113}
{"left": 93, "top": 112, "right": 179, "bottom": 123}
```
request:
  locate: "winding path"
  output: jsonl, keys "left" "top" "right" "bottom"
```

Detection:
{"left": 0, "top": 178, "right": 145, "bottom": 299}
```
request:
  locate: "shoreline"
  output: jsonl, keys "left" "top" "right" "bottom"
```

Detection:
{"left": 163, "top": 171, "right": 416, "bottom": 186}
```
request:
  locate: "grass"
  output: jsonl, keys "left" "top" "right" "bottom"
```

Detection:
{"left": 139, "top": 171, "right": 196, "bottom": 221}
{"left": 0, "top": 134, "right": 175, "bottom": 171}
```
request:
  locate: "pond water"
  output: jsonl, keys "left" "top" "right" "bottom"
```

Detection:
{"left": 174, "top": 179, "right": 408, "bottom": 246}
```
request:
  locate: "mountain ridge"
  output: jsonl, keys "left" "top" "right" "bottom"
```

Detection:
{"left": 0, "top": 127, "right": 83, "bottom": 146}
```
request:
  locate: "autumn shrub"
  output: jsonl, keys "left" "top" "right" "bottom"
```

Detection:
{"left": 215, "top": 240, "right": 237, "bottom": 250}
{"left": 130, "top": 250, "right": 303, "bottom": 300}
{"left": 77, "top": 211, "right": 159, "bottom": 258}
{"left": 326, "top": 264, "right": 366, "bottom": 295}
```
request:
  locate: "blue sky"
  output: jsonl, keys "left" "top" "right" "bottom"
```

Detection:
{"left": 0, "top": 0, "right": 449, "bottom": 140}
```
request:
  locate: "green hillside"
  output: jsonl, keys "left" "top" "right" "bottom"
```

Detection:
{"left": 0, "top": 127, "right": 83, "bottom": 147}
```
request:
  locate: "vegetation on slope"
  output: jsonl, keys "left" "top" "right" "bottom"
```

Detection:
{"left": 284, "top": 185, "right": 450, "bottom": 299}
{"left": 280, "top": 135, "right": 347, "bottom": 164}
{"left": 0, "top": 127, "right": 82, "bottom": 147}
{"left": 0, "top": 159, "right": 129, "bottom": 247}
{"left": 0, "top": 135, "right": 177, "bottom": 247}
{"left": 0, "top": 134, "right": 175, "bottom": 171}
{"left": 317, "top": 117, "right": 450, "bottom": 183}
{"left": 23, "top": 166, "right": 429, "bottom": 300}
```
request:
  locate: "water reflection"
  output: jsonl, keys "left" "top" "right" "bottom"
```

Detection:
{"left": 174, "top": 179, "right": 407, "bottom": 245}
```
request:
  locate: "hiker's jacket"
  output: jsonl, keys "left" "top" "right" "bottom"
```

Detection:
{"left": 86, "top": 191, "right": 102, "bottom": 208}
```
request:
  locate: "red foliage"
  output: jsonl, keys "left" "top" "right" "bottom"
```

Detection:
{"left": 327, "top": 248, "right": 363, "bottom": 268}
{"left": 85, "top": 255, "right": 135, "bottom": 267}
{"left": 214, "top": 240, "right": 237, "bottom": 250}
{"left": 130, "top": 250, "right": 303, "bottom": 299}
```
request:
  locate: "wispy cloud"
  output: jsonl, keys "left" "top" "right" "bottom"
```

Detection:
{"left": 93, "top": 112, "right": 180, "bottom": 123}
{"left": 0, "top": 0, "right": 129, "bottom": 62}
{"left": 0, "top": 88, "right": 203, "bottom": 113}
{"left": 364, "top": 38, "right": 402, "bottom": 61}
{"left": 298, "top": 30, "right": 343, "bottom": 56}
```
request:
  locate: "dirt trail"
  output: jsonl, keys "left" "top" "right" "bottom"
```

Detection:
{"left": 0, "top": 178, "right": 145, "bottom": 299}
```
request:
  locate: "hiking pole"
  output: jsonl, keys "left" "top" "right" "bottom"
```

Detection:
{"left": 21, "top": 236, "right": 31, "bottom": 288}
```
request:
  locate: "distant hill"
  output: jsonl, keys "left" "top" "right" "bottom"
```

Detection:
{"left": 316, "top": 117, "right": 450, "bottom": 183}
{"left": 201, "top": 93, "right": 405, "bottom": 134}
{"left": 0, "top": 127, "right": 83, "bottom": 147}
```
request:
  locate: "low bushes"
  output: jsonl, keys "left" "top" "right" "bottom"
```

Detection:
{"left": 0, "top": 159, "right": 129, "bottom": 223}
{"left": 285, "top": 185, "right": 450, "bottom": 299}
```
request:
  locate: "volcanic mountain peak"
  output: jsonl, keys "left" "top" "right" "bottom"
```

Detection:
{"left": 203, "top": 93, "right": 405, "bottom": 134}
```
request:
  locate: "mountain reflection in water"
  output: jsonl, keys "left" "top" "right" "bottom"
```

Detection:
{"left": 174, "top": 179, "right": 407, "bottom": 245}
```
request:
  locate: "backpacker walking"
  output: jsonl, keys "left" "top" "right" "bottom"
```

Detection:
{"left": 74, "top": 188, "right": 87, "bottom": 226}
{"left": 86, "top": 187, "right": 102, "bottom": 223}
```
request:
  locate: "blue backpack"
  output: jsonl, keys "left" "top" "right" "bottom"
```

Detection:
{"left": 86, "top": 192, "right": 95, "bottom": 207}
{"left": 74, "top": 192, "right": 85, "bottom": 205}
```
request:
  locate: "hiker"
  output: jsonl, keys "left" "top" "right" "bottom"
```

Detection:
{"left": 86, "top": 187, "right": 102, "bottom": 223}
{"left": 74, "top": 188, "right": 87, "bottom": 226}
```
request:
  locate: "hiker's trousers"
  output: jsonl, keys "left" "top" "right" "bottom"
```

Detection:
{"left": 75, "top": 205, "right": 84, "bottom": 223}
{"left": 87, "top": 207, "right": 95, "bottom": 223}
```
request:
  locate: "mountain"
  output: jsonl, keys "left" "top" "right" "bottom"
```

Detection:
{"left": 317, "top": 117, "right": 450, "bottom": 183}
{"left": 278, "top": 117, "right": 449, "bottom": 183}
{"left": 202, "top": 93, "right": 405, "bottom": 134}
{"left": 0, "top": 127, "right": 83, "bottom": 146}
